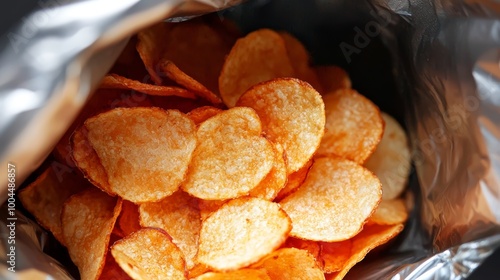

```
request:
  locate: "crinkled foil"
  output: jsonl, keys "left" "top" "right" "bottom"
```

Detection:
{"left": 0, "top": 0, "right": 499, "bottom": 279}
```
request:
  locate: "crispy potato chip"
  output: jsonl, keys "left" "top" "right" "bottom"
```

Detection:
{"left": 280, "top": 157, "right": 381, "bottom": 241}
{"left": 187, "top": 106, "right": 223, "bottom": 125}
{"left": 198, "top": 197, "right": 291, "bottom": 271}
{"left": 283, "top": 237, "right": 322, "bottom": 268}
{"left": 280, "top": 32, "right": 322, "bottom": 92}
{"left": 236, "top": 78, "right": 325, "bottom": 173}
{"left": 139, "top": 191, "right": 201, "bottom": 269}
{"left": 367, "top": 199, "right": 408, "bottom": 226}
{"left": 19, "top": 166, "right": 89, "bottom": 245}
{"left": 198, "top": 199, "right": 227, "bottom": 221}
{"left": 82, "top": 107, "right": 196, "bottom": 203}
{"left": 276, "top": 159, "right": 312, "bottom": 201}
{"left": 251, "top": 248, "right": 325, "bottom": 280}
{"left": 325, "top": 224, "right": 404, "bottom": 280}
{"left": 365, "top": 112, "right": 411, "bottom": 200}
{"left": 111, "top": 228, "right": 187, "bottom": 280}
{"left": 249, "top": 143, "right": 287, "bottom": 200}
{"left": 219, "top": 29, "right": 294, "bottom": 107}
{"left": 193, "top": 269, "right": 270, "bottom": 280}
{"left": 182, "top": 107, "right": 274, "bottom": 200}
{"left": 136, "top": 23, "right": 171, "bottom": 85}
{"left": 314, "top": 66, "right": 351, "bottom": 93}
{"left": 316, "top": 89, "right": 384, "bottom": 164}
{"left": 99, "top": 253, "right": 132, "bottom": 280}
{"left": 61, "top": 188, "right": 122, "bottom": 280}
{"left": 115, "top": 200, "right": 141, "bottom": 237}
{"left": 100, "top": 74, "right": 196, "bottom": 99}
{"left": 188, "top": 263, "right": 211, "bottom": 279}
{"left": 319, "top": 240, "right": 352, "bottom": 273}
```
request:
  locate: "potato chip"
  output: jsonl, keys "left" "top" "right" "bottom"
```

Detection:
{"left": 251, "top": 248, "right": 325, "bottom": 280}
{"left": 198, "top": 197, "right": 291, "bottom": 271}
{"left": 182, "top": 107, "right": 274, "bottom": 200}
{"left": 193, "top": 269, "right": 270, "bottom": 280}
{"left": 236, "top": 78, "right": 325, "bottom": 173}
{"left": 18, "top": 166, "right": 89, "bottom": 245}
{"left": 188, "top": 263, "right": 211, "bottom": 279}
{"left": 99, "top": 253, "right": 132, "bottom": 280}
{"left": 275, "top": 159, "right": 312, "bottom": 201}
{"left": 283, "top": 237, "right": 322, "bottom": 268}
{"left": 316, "top": 89, "right": 384, "bottom": 164}
{"left": 198, "top": 199, "right": 227, "bottom": 220}
{"left": 219, "top": 29, "right": 294, "bottom": 107}
{"left": 100, "top": 74, "right": 196, "bottom": 99}
{"left": 139, "top": 191, "right": 201, "bottom": 269}
{"left": 280, "top": 157, "right": 381, "bottom": 241}
{"left": 187, "top": 106, "right": 223, "bottom": 125}
{"left": 115, "top": 200, "right": 141, "bottom": 237}
{"left": 325, "top": 224, "right": 404, "bottom": 280}
{"left": 136, "top": 23, "right": 171, "bottom": 84}
{"left": 249, "top": 143, "right": 287, "bottom": 200}
{"left": 111, "top": 228, "right": 187, "bottom": 280}
{"left": 61, "top": 188, "right": 122, "bottom": 280}
{"left": 314, "top": 66, "right": 351, "bottom": 93}
{"left": 367, "top": 199, "right": 408, "bottom": 226}
{"left": 365, "top": 112, "right": 411, "bottom": 200}
{"left": 82, "top": 107, "right": 197, "bottom": 203}
{"left": 319, "top": 240, "right": 351, "bottom": 273}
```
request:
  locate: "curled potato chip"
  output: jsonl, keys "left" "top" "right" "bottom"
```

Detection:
{"left": 367, "top": 199, "right": 408, "bottom": 226}
{"left": 319, "top": 240, "right": 352, "bottom": 273}
{"left": 280, "top": 157, "right": 381, "bottom": 241}
{"left": 193, "top": 269, "right": 270, "bottom": 280}
{"left": 187, "top": 106, "right": 223, "bottom": 125}
{"left": 115, "top": 200, "right": 141, "bottom": 238}
{"left": 188, "top": 263, "right": 211, "bottom": 279}
{"left": 136, "top": 23, "right": 171, "bottom": 85}
{"left": 236, "top": 78, "right": 325, "bottom": 173}
{"left": 283, "top": 237, "right": 322, "bottom": 268}
{"left": 316, "top": 89, "right": 384, "bottom": 164}
{"left": 182, "top": 107, "right": 274, "bottom": 200}
{"left": 276, "top": 160, "right": 312, "bottom": 201}
{"left": 365, "top": 112, "right": 411, "bottom": 200}
{"left": 314, "top": 65, "right": 351, "bottom": 93}
{"left": 82, "top": 107, "right": 197, "bottom": 203}
{"left": 139, "top": 191, "right": 201, "bottom": 269}
{"left": 111, "top": 228, "right": 187, "bottom": 280}
{"left": 198, "top": 197, "right": 291, "bottom": 271}
{"left": 251, "top": 248, "right": 325, "bottom": 280}
{"left": 249, "top": 143, "right": 287, "bottom": 200}
{"left": 219, "top": 29, "right": 294, "bottom": 107}
{"left": 62, "top": 188, "right": 122, "bottom": 280}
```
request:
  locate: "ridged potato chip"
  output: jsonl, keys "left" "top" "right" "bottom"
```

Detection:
{"left": 367, "top": 199, "right": 408, "bottom": 226}
{"left": 111, "top": 228, "right": 187, "bottom": 280}
{"left": 193, "top": 269, "right": 271, "bottom": 280}
{"left": 82, "top": 107, "right": 197, "bottom": 203}
{"left": 319, "top": 240, "right": 352, "bottom": 273}
{"left": 314, "top": 66, "right": 351, "bottom": 93}
{"left": 236, "top": 78, "right": 325, "bottom": 173}
{"left": 187, "top": 106, "right": 223, "bottom": 125}
{"left": 251, "top": 248, "right": 325, "bottom": 280}
{"left": 139, "top": 191, "right": 201, "bottom": 269}
{"left": 61, "top": 188, "right": 122, "bottom": 280}
{"left": 276, "top": 160, "right": 312, "bottom": 201}
{"left": 219, "top": 29, "right": 294, "bottom": 107}
{"left": 249, "top": 143, "right": 287, "bottom": 200}
{"left": 365, "top": 112, "right": 411, "bottom": 200}
{"left": 316, "top": 89, "right": 384, "bottom": 164}
{"left": 198, "top": 197, "right": 291, "bottom": 271}
{"left": 280, "top": 157, "right": 381, "bottom": 241}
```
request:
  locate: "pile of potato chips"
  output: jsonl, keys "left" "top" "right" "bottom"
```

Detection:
{"left": 19, "top": 16, "right": 412, "bottom": 280}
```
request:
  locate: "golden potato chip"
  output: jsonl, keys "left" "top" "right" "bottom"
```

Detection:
{"left": 219, "top": 29, "right": 294, "bottom": 107}
{"left": 283, "top": 237, "right": 322, "bottom": 268}
{"left": 280, "top": 157, "right": 381, "bottom": 241}
{"left": 111, "top": 228, "right": 187, "bottom": 280}
{"left": 249, "top": 143, "right": 287, "bottom": 200}
{"left": 367, "top": 199, "right": 408, "bottom": 226}
{"left": 198, "top": 197, "right": 291, "bottom": 271}
{"left": 182, "top": 107, "right": 274, "bottom": 200}
{"left": 115, "top": 200, "right": 141, "bottom": 238}
{"left": 236, "top": 78, "right": 325, "bottom": 173}
{"left": 276, "top": 159, "right": 312, "bottom": 201}
{"left": 319, "top": 240, "right": 351, "bottom": 273}
{"left": 19, "top": 166, "right": 89, "bottom": 245}
{"left": 365, "top": 112, "right": 411, "bottom": 200}
{"left": 188, "top": 263, "right": 211, "bottom": 279}
{"left": 83, "top": 107, "right": 197, "bottom": 203}
{"left": 251, "top": 248, "right": 325, "bottom": 280}
{"left": 325, "top": 224, "right": 404, "bottom": 280}
{"left": 314, "top": 65, "right": 351, "bottom": 93}
{"left": 316, "top": 89, "right": 384, "bottom": 164}
{"left": 99, "top": 253, "right": 132, "bottom": 280}
{"left": 61, "top": 188, "right": 122, "bottom": 280}
{"left": 280, "top": 32, "right": 322, "bottom": 92}
{"left": 193, "top": 269, "right": 270, "bottom": 280}
{"left": 139, "top": 191, "right": 201, "bottom": 269}
{"left": 187, "top": 106, "right": 223, "bottom": 125}
{"left": 198, "top": 199, "right": 227, "bottom": 221}
{"left": 100, "top": 74, "right": 196, "bottom": 99}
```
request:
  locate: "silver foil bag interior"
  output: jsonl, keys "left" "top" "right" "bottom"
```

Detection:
{"left": 1, "top": 0, "right": 500, "bottom": 279}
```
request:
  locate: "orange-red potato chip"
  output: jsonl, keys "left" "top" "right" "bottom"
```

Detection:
{"left": 365, "top": 112, "right": 411, "bottom": 200}
{"left": 251, "top": 248, "right": 325, "bottom": 280}
{"left": 100, "top": 74, "right": 196, "bottom": 99}
{"left": 182, "top": 107, "right": 274, "bottom": 200}
{"left": 198, "top": 199, "right": 227, "bottom": 221}
{"left": 99, "top": 253, "right": 133, "bottom": 280}
{"left": 139, "top": 191, "right": 201, "bottom": 269}
{"left": 236, "top": 78, "right": 325, "bottom": 173}
{"left": 115, "top": 200, "right": 141, "bottom": 237}
{"left": 325, "top": 224, "right": 404, "bottom": 280}
{"left": 367, "top": 199, "right": 408, "bottom": 226}
{"left": 314, "top": 65, "right": 352, "bottom": 93}
{"left": 316, "top": 89, "right": 384, "bottom": 164}
{"left": 249, "top": 143, "right": 287, "bottom": 200}
{"left": 193, "top": 269, "right": 270, "bottom": 280}
{"left": 136, "top": 23, "right": 171, "bottom": 85}
{"left": 187, "top": 106, "right": 223, "bottom": 125}
{"left": 61, "top": 188, "right": 122, "bottom": 280}
{"left": 280, "top": 157, "right": 381, "bottom": 241}
{"left": 83, "top": 107, "right": 197, "bottom": 203}
{"left": 283, "top": 237, "right": 322, "bottom": 268}
{"left": 198, "top": 197, "right": 292, "bottom": 271}
{"left": 276, "top": 159, "right": 313, "bottom": 201}
{"left": 111, "top": 228, "right": 187, "bottom": 280}
{"left": 319, "top": 240, "right": 352, "bottom": 273}
{"left": 219, "top": 29, "right": 295, "bottom": 107}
